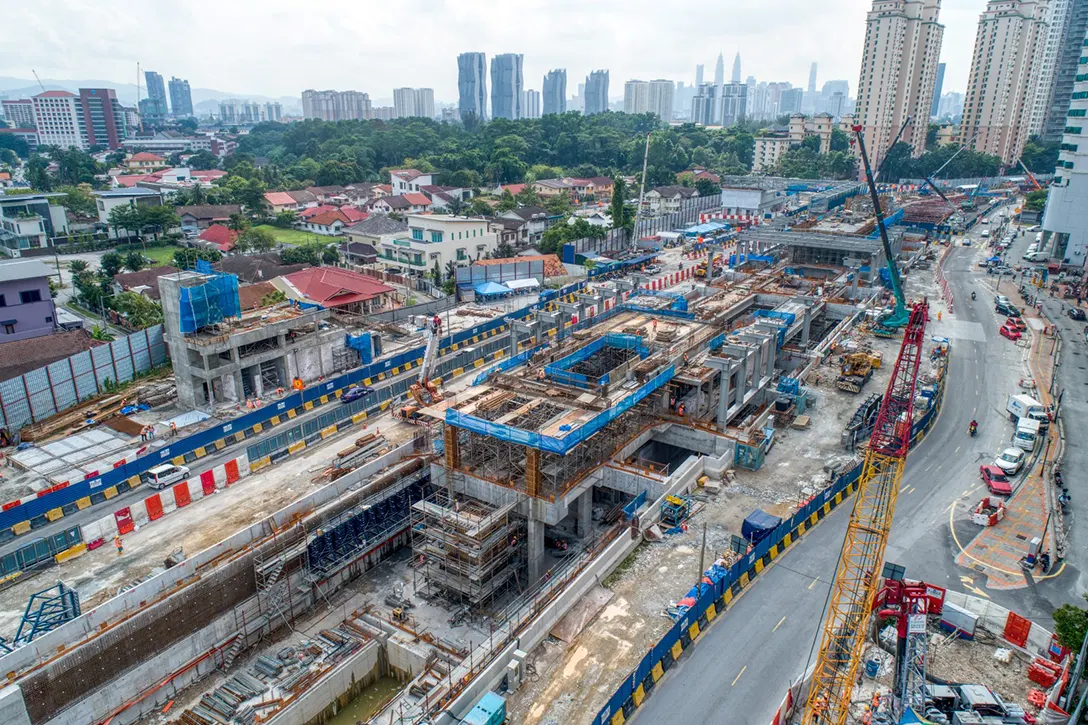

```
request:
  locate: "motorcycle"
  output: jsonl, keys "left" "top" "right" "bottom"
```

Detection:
{"left": 971, "top": 291, "right": 977, "bottom": 301}
{"left": 969, "top": 422, "right": 978, "bottom": 437}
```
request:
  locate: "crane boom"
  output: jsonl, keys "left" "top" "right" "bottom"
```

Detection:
{"left": 1016, "top": 157, "right": 1043, "bottom": 191}
{"left": 802, "top": 301, "right": 929, "bottom": 725}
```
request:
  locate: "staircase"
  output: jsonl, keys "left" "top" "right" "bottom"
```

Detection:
{"left": 220, "top": 638, "right": 243, "bottom": 671}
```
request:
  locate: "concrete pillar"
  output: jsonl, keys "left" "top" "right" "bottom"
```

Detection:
{"left": 527, "top": 517, "right": 545, "bottom": 583}
{"left": 801, "top": 305, "right": 812, "bottom": 346}
{"left": 253, "top": 365, "right": 264, "bottom": 397}
{"left": 577, "top": 488, "right": 593, "bottom": 538}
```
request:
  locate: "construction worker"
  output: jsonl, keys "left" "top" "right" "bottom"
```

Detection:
{"left": 170, "top": 421, "right": 178, "bottom": 437}
{"left": 114, "top": 536, "right": 123, "bottom": 556}
{"left": 937, "top": 310, "right": 942, "bottom": 322}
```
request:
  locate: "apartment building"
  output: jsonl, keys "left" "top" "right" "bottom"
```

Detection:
{"left": 543, "top": 69, "right": 567, "bottom": 115}
{"left": 458, "top": 52, "right": 488, "bottom": 121}
{"left": 2, "top": 99, "right": 35, "bottom": 129}
{"left": 301, "top": 89, "right": 373, "bottom": 121}
{"left": 169, "top": 77, "right": 193, "bottom": 117}
{"left": 376, "top": 214, "right": 497, "bottom": 275}
{"left": 584, "top": 70, "right": 610, "bottom": 115}
{"left": 491, "top": 54, "right": 524, "bottom": 120}
{"left": 960, "top": 0, "right": 1049, "bottom": 163}
{"left": 854, "top": 0, "right": 944, "bottom": 163}
{"left": 393, "top": 88, "right": 435, "bottom": 119}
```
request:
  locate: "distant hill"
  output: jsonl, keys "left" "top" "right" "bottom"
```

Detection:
{"left": 0, "top": 76, "right": 300, "bottom": 115}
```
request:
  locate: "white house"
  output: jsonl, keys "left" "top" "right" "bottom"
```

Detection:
{"left": 570, "top": 210, "right": 612, "bottom": 227}
{"left": 643, "top": 186, "right": 699, "bottom": 216}
{"left": 500, "top": 206, "right": 549, "bottom": 243}
{"left": 376, "top": 214, "right": 497, "bottom": 276}
{"left": 301, "top": 209, "right": 352, "bottom": 236}
{"left": 367, "top": 193, "right": 432, "bottom": 215}
{"left": 93, "top": 188, "right": 164, "bottom": 239}
{"left": 389, "top": 169, "right": 436, "bottom": 195}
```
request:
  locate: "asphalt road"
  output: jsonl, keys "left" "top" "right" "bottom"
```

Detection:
{"left": 633, "top": 225, "right": 1077, "bottom": 725}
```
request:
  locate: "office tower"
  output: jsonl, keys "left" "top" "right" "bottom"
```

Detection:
{"left": 624, "top": 80, "right": 649, "bottom": 114}
{"left": 732, "top": 53, "right": 742, "bottom": 83}
{"left": 301, "top": 90, "right": 372, "bottom": 121}
{"left": 393, "top": 88, "right": 433, "bottom": 118}
{"left": 930, "top": 63, "right": 946, "bottom": 118}
{"left": 961, "top": 0, "right": 1048, "bottom": 163}
{"left": 1042, "top": 22, "right": 1088, "bottom": 266}
{"left": 804, "top": 63, "right": 818, "bottom": 113}
{"left": 1037, "top": 0, "right": 1088, "bottom": 140}
{"left": 264, "top": 102, "right": 282, "bottom": 122}
{"left": 458, "top": 52, "right": 488, "bottom": 121}
{"left": 490, "top": 53, "right": 523, "bottom": 120}
{"left": 144, "top": 71, "right": 169, "bottom": 116}
{"left": 937, "top": 91, "right": 964, "bottom": 119}
{"left": 523, "top": 90, "right": 541, "bottom": 119}
{"left": 714, "top": 51, "right": 725, "bottom": 123}
{"left": 2, "top": 100, "right": 35, "bottom": 129}
{"left": 819, "top": 80, "right": 850, "bottom": 114}
{"left": 779, "top": 88, "right": 804, "bottom": 115}
{"left": 79, "top": 89, "right": 127, "bottom": 148}
{"left": 827, "top": 91, "right": 848, "bottom": 119}
{"left": 585, "top": 70, "right": 609, "bottom": 115}
{"left": 696, "top": 64, "right": 704, "bottom": 89}
{"left": 543, "top": 69, "right": 567, "bottom": 115}
{"left": 32, "top": 91, "right": 83, "bottom": 148}
{"left": 854, "top": 0, "right": 944, "bottom": 164}
{"left": 721, "top": 82, "right": 747, "bottom": 126}
{"left": 168, "top": 77, "right": 193, "bottom": 117}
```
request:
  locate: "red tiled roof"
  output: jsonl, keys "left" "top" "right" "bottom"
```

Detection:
{"left": 402, "top": 193, "right": 431, "bottom": 206}
{"left": 129, "top": 152, "right": 165, "bottom": 162}
{"left": 198, "top": 224, "right": 239, "bottom": 251}
{"left": 340, "top": 207, "right": 368, "bottom": 223}
{"left": 264, "top": 191, "right": 296, "bottom": 207}
{"left": 375, "top": 184, "right": 392, "bottom": 194}
{"left": 0, "top": 329, "right": 102, "bottom": 381}
{"left": 307, "top": 210, "right": 348, "bottom": 227}
{"left": 284, "top": 266, "right": 396, "bottom": 308}
{"left": 238, "top": 281, "right": 279, "bottom": 311}
{"left": 191, "top": 169, "right": 226, "bottom": 179}
{"left": 300, "top": 204, "right": 339, "bottom": 219}
{"left": 390, "top": 169, "right": 427, "bottom": 181}
{"left": 113, "top": 174, "right": 150, "bottom": 188}
{"left": 501, "top": 184, "right": 527, "bottom": 195}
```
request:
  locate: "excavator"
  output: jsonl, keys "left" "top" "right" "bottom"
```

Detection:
{"left": 853, "top": 124, "right": 911, "bottom": 337}
{"left": 396, "top": 320, "right": 444, "bottom": 424}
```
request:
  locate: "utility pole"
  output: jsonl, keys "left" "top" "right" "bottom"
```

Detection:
{"left": 697, "top": 522, "right": 707, "bottom": 589}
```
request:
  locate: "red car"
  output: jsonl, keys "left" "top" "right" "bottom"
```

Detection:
{"left": 980, "top": 465, "right": 1013, "bottom": 496}
{"left": 1000, "top": 324, "right": 1022, "bottom": 341}
{"left": 1005, "top": 317, "right": 1027, "bottom": 332}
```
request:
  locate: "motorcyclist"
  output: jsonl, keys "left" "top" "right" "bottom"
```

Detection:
{"left": 971, "top": 291, "right": 976, "bottom": 300}
{"left": 969, "top": 419, "right": 978, "bottom": 435}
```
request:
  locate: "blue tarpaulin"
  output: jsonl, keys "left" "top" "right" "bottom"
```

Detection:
{"left": 475, "top": 281, "right": 512, "bottom": 297}
{"left": 178, "top": 274, "right": 241, "bottom": 334}
{"left": 742, "top": 509, "right": 782, "bottom": 544}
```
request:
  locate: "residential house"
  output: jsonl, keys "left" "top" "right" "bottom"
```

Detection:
{"left": 570, "top": 210, "right": 611, "bottom": 227}
{"left": 176, "top": 204, "right": 242, "bottom": 230}
{"left": 299, "top": 204, "right": 340, "bottom": 221}
{"left": 111, "top": 265, "right": 180, "bottom": 300}
{"left": 367, "top": 194, "right": 431, "bottom": 215}
{"left": 389, "top": 169, "right": 436, "bottom": 195}
{"left": 532, "top": 178, "right": 574, "bottom": 198}
{"left": 286, "top": 190, "right": 320, "bottom": 209}
{"left": 305, "top": 185, "right": 348, "bottom": 204}
{"left": 376, "top": 214, "right": 498, "bottom": 276}
{"left": 499, "top": 206, "right": 549, "bottom": 243}
{"left": 237, "top": 281, "right": 281, "bottom": 311}
{"left": 677, "top": 168, "right": 721, "bottom": 184}
{"left": 343, "top": 215, "right": 409, "bottom": 253}
{"left": 216, "top": 253, "right": 308, "bottom": 283}
{"left": 264, "top": 191, "right": 299, "bottom": 213}
{"left": 494, "top": 183, "right": 528, "bottom": 197}
{"left": 125, "top": 152, "right": 168, "bottom": 171}
{"left": 643, "top": 186, "right": 699, "bottom": 215}
{"left": 338, "top": 241, "right": 378, "bottom": 266}
{"left": 586, "top": 176, "right": 615, "bottom": 198}
{"left": 93, "top": 188, "right": 165, "bottom": 239}
{"left": 488, "top": 217, "right": 528, "bottom": 246}
{"left": 276, "top": 266, "right": 397, "bottom": 315}
{"left": 0, "top": 258, "right": 58, "bottom": 342}
{"left": 197, "top": 224, "right": 239, "bottom": 252}
{"left": 0, "top": 192, "right": 69, "bottom": 257}
{"left": 419, "top": 185, "right": 471, "bottom": 211}
{"left": 0, "top": 172, "right": 14, "bottom": 188}
{"left": 301, "top": 209, "right": 352, "bottom": 236}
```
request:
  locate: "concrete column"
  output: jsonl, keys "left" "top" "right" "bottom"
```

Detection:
{"left": 253, "top": 365, "right": 264, "bottom": 397}
{"left": 528, "top": 517, "right": 545, "bottom": 583}
{"left": 801, "top": 305, "right": 812, "bottom": 346}
{"left": 577, "top": 488, "right": 593, "bottom": 538}
{"left": 233, "top": 370, "right": 244, "bottom": 402}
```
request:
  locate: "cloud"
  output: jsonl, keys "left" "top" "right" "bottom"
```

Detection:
{"left": 2, "top": 0, "right": 975, "bottom": 102}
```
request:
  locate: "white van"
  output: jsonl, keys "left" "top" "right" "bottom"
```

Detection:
{"left": 1013, "top": 418, "right": 1041, "bottom": 452}
{"left": 1035, "top": 232, "right": 1043, "bottom": 243}
{"left": 1024, "top": 250, "right": 1048, "bottom": 263}
{"left": 146, "top": 464, "right": 190, "bottom": 490}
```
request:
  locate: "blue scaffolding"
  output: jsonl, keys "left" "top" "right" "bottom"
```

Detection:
{"left": 11, "top": 582, "right": 81, "bottom": 647}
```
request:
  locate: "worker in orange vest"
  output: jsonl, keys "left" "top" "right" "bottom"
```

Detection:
{"left": 114, "top": 535, "right": 124, "bottom": 556}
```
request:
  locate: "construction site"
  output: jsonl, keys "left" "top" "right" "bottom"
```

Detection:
{"left": 0, "top": 149, "right": 1058, "bottom": 725}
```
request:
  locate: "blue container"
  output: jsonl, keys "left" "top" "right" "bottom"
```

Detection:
{"left": 864, "top": 656, "right": 880, "bottom": 678}
{"left": 461, "top": 692, "right": 506, "bottom": 725}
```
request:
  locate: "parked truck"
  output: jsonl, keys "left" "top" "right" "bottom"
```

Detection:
{"left": 1012, "top": 418, "right": 1042, "bottom": 451}
{"left": 1006, "top": 393, "right": 1045, "bottom": 423}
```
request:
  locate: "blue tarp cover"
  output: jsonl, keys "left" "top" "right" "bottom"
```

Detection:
{"left": 742, "top": 509, "right": 782, "bottom": 543}
{"left": 475, "top": 281, "right": 512, "bottom": 296}
{"left": 178, "top": 274, "right": 241, "bottom": 334}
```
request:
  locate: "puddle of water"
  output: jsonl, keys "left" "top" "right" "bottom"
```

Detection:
{"left": 326, "top": 676, "right": 403, "bottom": 725}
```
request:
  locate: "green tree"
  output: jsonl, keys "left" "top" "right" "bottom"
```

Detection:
{"left": 139, "top": 205, "right": 180, "bottom": 241}
{"left": 496, "top": 189, "right": 517, "bottom": 212}
{"left": 469, "top": 197, "right": 493, "bottom": 216}
{"left": 445, "top": 196, "right": 466, "bottom": 216}
{"left": 544, "top": 191, "right": 573, "bottom": 216}
{"left": 26, "top": 156, "right": 52, "bottom": 191}
{"left": 109, "top": 291, "right": 164, "bottom": 328}
{"left": 321, "top": 245, "right": 340, "bottom": 265}
{"left": 99, "top": 251, "right": 124, "bottom": 278}
{"left": 1024, "top": 189, "right": 1048, "bottom": 212}
{"left": 56, "top": 185, "right": 97, "bottom": 217}
{"left": 123, "top": 251, "right": 146, "bottom": 273}
{"left": 0, "top": 149, "right": 19, "bottom": 166}
{"left": 445, "top": 260, "right": 459, "bottom": 282}
{"left": 89, "top": 324, "right": 114, "bottom": 341}
{"left": 610, "top": 176, "right": 633, "bottom": 234}
{"left": 274, "top": 210, "right": 298, "bottom": 228}
{"left": 172, "top": 247, "right": 222, "bottom": 268}
{"left": 830, "top": 128, "right": 851, "bottom": 153}
{"left": 237, "top": 227, "right": 276, "bottom": 254}
{"left": 107, "top": 204, "right": 140, "bottom": 240}
{"left": 1053, "top": 600, "right": 1088, "bottom": 650}
{"left": 1021, "top": 136, "right": 1061, "bottom": 174}
{"left": 695, "top": 177, "right": 720, "bottom": 198}
{"left": 69, "top": 259, "right": 89, "bottom": 274}
{"left": 0, "top": 133, "right": 29, "bottom": 159}
{"left": 515, "top": 185, "right": 540, "bottom": 206}
{"left": 432, "top": 259, "right": 443, "bottom": 284}
{"left": 227, "top": 212, "right": 251, "bottom": 238}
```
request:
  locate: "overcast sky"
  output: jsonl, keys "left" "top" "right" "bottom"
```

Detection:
{"left": 4, "top": 0, "right": 981, "bottom": 102}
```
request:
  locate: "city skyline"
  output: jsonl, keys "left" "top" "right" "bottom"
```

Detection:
{"left": 2, "top": 0, "right": 985, "bottom": 104}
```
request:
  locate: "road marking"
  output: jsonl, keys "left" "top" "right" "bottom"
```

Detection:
{"left": 956, "top": 446, "right": 962, "bottom": 454}
{"left": 773, "top": 616, "right": 786, "bottom": 632}
{"left": 960, "top": 575, "right": 974, "bottom": 585}
{"left": 808, "top": 577, "right": 819, "bottom": 590}
{"left": 731, "top": 665, "right": 747, "bottom": 686}
{"left": 945, "top": 501, "right": 957, "bottom": 512}
{"left": 965, "top": 584, "right": 991, "bottom": 599}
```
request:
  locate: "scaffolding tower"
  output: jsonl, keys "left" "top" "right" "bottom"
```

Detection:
{"left": 411, "top": 488, "right": 522, "bottom": 610}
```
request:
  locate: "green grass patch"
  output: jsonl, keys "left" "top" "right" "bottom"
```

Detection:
{"left": 252, "top": 225, "right": 325, "bottom": 245}
{"left": 141, "top": 246, "right": 178, "bottom": 265}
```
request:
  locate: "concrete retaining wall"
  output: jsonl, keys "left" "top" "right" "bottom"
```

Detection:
{"left": 266, "top": 641, "right": 382, "bottom": 725}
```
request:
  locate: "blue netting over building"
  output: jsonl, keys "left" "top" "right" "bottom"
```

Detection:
{"left": 543, "top": 333, "right": 651, "bottom": 389}
{"left": 179, "top": 274, "right": 242, "bottom": 334}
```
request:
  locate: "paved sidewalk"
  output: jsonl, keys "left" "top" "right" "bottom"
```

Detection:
{"left": 954, "top": 282, "right": 1062, "bottom": 589}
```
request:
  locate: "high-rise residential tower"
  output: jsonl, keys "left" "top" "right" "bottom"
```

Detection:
{"left": 714, "top": 51, "right": 725, "bottom": 123}
{"left": 721, "top": 82, "right": 747, "bottom": 126}
{"left": 393, "top": 88, "right": 435, "bottom": 118}
{"left": 732, "top": 53, "right": 742, "bottom": 83}
{"left": 543, "top": 69, "right": 567, "bottom": 115}
{"left": 457, "top": 52, "right": 488, "bottom": 121}
{"left": 168, "top": 77, "right": 193, "bottom": 117}
{"left": 1042, "top": 22, "right": 1088, "bottom": 266}
{"left": 490, "top": 53, "right": 523, "bottom": 120}
{"left": 584, "top": 70, "right": 609, "bottom": 115}
{"left": 301, "top": 90, "right": 371, "bottom": 121}
{"left": 930, "top": 63, "right": 946, "bottom": 118}
{"left": 647, "top": 79, "right": 675, "bottom": 121}
{"left": 854, "top": 0, "right": 944, "bottom": 164}
{"left": 696, "top": 64, "right": 704, "bottom": 89}
{"left": 1034, "top": 0, "right": 1088, "bottom": 140}
{"left": 144, "top": 71, "right": 168, "bottom": 117}
{"left": 960, "top": 0, "right": 1049, "bottom": 163}
{"left": 523, "top": 90, "right": 541, "bottom": 119}
{"left": 624, "top": 80, "right": 649, "bottom": 114}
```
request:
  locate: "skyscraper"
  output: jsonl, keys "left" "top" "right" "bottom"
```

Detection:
{"left": 721, "top": 82, "right": 747, "bottom": 126}
{"left": 804, "top": 63, "right": 818, "bottom": 113}
{"left": 930, "top": 63, "right": 946, "bottom": 118}
{"left": 732, "top": 53, "right": 742, "bottom": 83}
{"left": 624, "top": 80, "right": 650, "bottom": 114}
{"left": 1042, "top": 22, "right": 1088, "bottom": 266}
{"left": 543, "top": 69, "right": 567, "bottom": 115}
{"left": 168, "top": 77, "right": 193, "bottom": 117}
{"left": 960, "top": 0, "right": 1049, "bottom": 163}
{"left": 854, "top": 0, "right": 944, "bottom": 164}
{"left": 1037, "top": 0, "right": 1088, "bottom": 141}
{"left": 819, "top": 80, "right": 851, "bottom": 114}
{"left": 393, "top": 88, "right": 435, "bottom": 118}
{"left": 779, "top": 88, "right": 804, "bottom": 115}
{"left": 490, "top": 53, "right": 523, "bottom": 120}
{"left": 144, "top": 71, "right": 168, "bottom": 117}
{"left": 457, "top": 52, "right": 488, "bottom": 122}
{"left": 696, "top": 64, "right": 704, "bottom": 89}
{"left": 301, "top": 90, "right": 371, "bottom": 121}
{"left": 79, "top": 88, "right": 127, "bottom": 148}
{"left": 714, "top": 51, "right": 725, "bottom": 123}
{"left": 523, "top": 90, "right": 542, "bottom": 119}
{"left": 648, "top": 79, "right": 675, "bottom": 121}
{"left": 584, "top": 70, "right": 609, "bottom": 115}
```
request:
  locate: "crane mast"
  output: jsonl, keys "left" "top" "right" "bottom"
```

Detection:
{"left": 801, "top": 301, "right": 929, "bottom": 725}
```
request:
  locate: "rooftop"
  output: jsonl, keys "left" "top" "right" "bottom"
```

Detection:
{"left": 279, "top": 266, "right": 396, "bottom": 308}
{"left": 0, "top": 329, "right": 101, "bottom": 381}
{"left": 0, "top": 258, "right": 55, "bottom": 283}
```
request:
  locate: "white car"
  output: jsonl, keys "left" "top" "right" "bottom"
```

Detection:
{"left": 994, "top": 448, "right": 1026, "bottom": 475}
{"left": 145, "top": 463, "right": 190, "bottom": 490}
